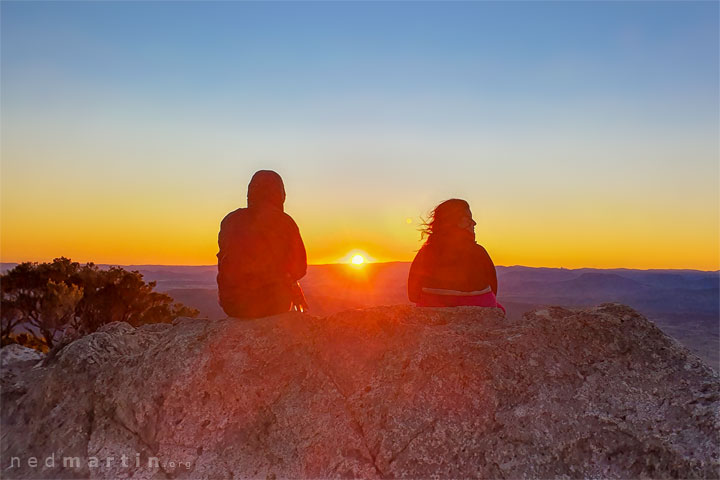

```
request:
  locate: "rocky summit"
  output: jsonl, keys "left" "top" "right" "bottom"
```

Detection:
{"left": 1, "top": 304, "right": 718, "bottom": 479}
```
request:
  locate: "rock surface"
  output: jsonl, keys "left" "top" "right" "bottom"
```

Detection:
{"left": 0, "top": 344, "right": 43, "bottom": 367}
{"left": 1, "top": 304, "right": 718, "bottom": 479}
{"left": 0, "top": 344, "right": 44, "bottom": 403}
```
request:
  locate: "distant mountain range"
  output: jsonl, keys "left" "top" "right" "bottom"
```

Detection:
{"left": 2, "top": 262, "right": 717, "bottom": 368}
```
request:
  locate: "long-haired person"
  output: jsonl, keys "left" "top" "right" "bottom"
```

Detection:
{"left": 408, "top": 199, "right": 504, "bottom": 313}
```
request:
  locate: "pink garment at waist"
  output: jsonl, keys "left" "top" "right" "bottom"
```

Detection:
{"left": 416, "top": 291, "right": 505, "bottom": 314}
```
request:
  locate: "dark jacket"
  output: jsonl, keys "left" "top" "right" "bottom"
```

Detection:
{"left": 217, "top": 171, "right": 307, "bottom": 318}
{"left": 408, "top": 233, "right": 497, "bottom": 304}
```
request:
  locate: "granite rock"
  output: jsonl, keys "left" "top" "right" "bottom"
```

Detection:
{"left": 0, "top": 344, "right": 44, "bottom": 402}
{"left": 1, "top": 304, "right": 718, "bottom": 479}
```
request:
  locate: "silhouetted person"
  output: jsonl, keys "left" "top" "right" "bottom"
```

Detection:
{"left": 408, "top": 198, "right": 504, "bottom": 312}
{"left": 217, "top": 170, "right": 307, "bottom": 318}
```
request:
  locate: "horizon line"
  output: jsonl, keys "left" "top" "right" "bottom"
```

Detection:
{"left": 1, "top": 260, "right": 717, "bottom": 274}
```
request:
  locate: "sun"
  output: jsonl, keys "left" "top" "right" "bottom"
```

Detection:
{"left": 341, "top": 250, "right": 374, "bottom": 266}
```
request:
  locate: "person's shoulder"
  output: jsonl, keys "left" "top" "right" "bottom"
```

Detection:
{"left": 473, "top": 243, "right": 494, "bottom": 262}
{"left": 279, "top": 211, "right": 301, "bottom": 231}
{"left": 220, "top": 207, "right": 248, "bottom": 227}
{"left": 412, "top": 243, "right": 430, "bottom": 262}
{"left": 474, "top": 243, "right": 489, "bottom": 254}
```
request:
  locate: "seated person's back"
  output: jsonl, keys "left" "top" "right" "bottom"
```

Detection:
{"left": 408, "top": 198, "right": 503, "bottom": 311}
{"left": 217, "top": 170, "right": 307, "bottom": 319}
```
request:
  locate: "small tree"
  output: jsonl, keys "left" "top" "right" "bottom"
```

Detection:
{"left": 1, "top": 258, "right": 199, "bottom": 350}
{"left": 29, "top": 280, "right": 83, "bottom": 349}
{"left": 1, "top": 294, "right": 24, "bottom": 344}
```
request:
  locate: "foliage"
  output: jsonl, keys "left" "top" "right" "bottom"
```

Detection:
{"left": 1, "top": 332, "right": 49, "bottom": 352}
{"left": 1, "top": 258, "right": 199, "bottom": 349}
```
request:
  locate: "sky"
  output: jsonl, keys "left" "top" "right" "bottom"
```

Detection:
{"left": 1, "top": 1, "right": 718, "bottom": 269}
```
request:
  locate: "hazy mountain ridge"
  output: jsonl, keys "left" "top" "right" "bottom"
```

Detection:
{"left": 2, "top": 262, "right": 717, "bottom": 368}
{"left": 3, "top": 263, "right": 717, "bottom": 318}
{"left": 151, "top": 263, "right": 719, "bottom": 369}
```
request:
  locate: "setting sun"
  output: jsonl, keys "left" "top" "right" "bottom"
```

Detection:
{"left": 339, "top": 250, "right": 376, "bottom": 266}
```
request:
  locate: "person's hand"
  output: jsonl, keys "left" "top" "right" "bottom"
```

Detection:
{"left": 290, "top": 282, "right": 309, "bottom": 312}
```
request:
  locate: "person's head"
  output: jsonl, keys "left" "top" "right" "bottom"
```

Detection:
{"left": 420, "top": 198, "right": 476, "bottom": 243}
{"left": 247, "top": 170, "right": 286, "bottom": 210}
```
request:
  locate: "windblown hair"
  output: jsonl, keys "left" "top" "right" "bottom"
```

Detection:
{"left": 419, "top": 198, "right": 471, "bottom": 244}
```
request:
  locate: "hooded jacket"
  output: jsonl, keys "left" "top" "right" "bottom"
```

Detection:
{"left": 217, "top": 171, "right": 307, "bottom": 316}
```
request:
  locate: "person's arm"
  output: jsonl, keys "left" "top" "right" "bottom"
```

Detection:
{"left": 287, "top": 219, "right": 307, "bottom": 282}
{"left": 407, "top": 248, "right": 428, "bottom": 303}
{"left": 216, "top": 214, "right": 231, "bottom": 265}
{"left": 477, "top": 245, "right": 498, "bottom": 295}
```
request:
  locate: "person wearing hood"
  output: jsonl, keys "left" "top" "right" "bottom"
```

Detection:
{"left": 217, "top": 170, "right": 308, "bottom": 318}
{"left": 408, "top": 198, "right": 504, "bottom": 313}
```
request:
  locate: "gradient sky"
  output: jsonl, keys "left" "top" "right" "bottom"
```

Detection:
{"left": 2, "top": 1, "right": 718, "bottom": 269}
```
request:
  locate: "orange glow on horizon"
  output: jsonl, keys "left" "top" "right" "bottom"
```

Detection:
{"left": 0, "top": 199, "right": 718, "bottom": 270}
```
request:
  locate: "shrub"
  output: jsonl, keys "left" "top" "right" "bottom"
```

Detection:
{"left": 1, "top": 258, "right": 198, "bottom": 349}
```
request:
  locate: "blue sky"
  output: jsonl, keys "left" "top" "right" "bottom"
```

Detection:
{"left": 2, "top": 1, "right": 718, "bottom": 268}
